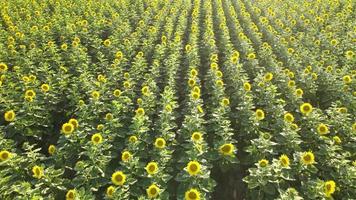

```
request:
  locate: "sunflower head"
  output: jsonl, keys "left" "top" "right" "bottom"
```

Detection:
{"left": 136, "top": 108, "right": 145, "bottom": 116}
{"left": 301, "top": 151, "right": 315, "bottom": 165}
{"left": 221, "top": 98, "right": 230, "bottom": 106}
{"left": 324, "top": 180, "right": 336, "bottom": 197}
{"left": 62, "top": 123, "right": 74, "bottom": 135}
{"left": 121, "top": 151, "right": 132, "bottom": 162}
{"left": 185, "top": 188, "right": 200, "bottom": 200}
{"left": 48, "top": 145, "right": 56, "bottom": 155}
{"left": 317, "top": 123, "right": 329, "bottom": 135}
{"left": 258, "top": 159, "right": 269, "bottom": 167}
{"left": 106, "top": 186, "right": 115, "bottom": 197}
{"left": 4, "top": 110, "right": 15, "bottom": 122}
{"left": 66, "top": 189, "right": 76, "bottom": 200}
{"left": 256, "top": 109, "right": 265, "bottom": 120}
{"left": 300, "top": 103, "right": 313, "bottom": 115}
{"left": 146, "top": 184, "right": 160, "bottom": 199}
{"left": 186, "top": 161, "right": 201, "bottom": 176}
{"left": 154, "top": 138, "right": 166, "bottom": 149}
{"left": 279, "top": 154, "right": 290, "bottom": 167}
{"left": 243, "top": 82, "right": 251, "bottom": 91}
{"left": 191, "top": 132, "right": 203, "bottom": 143}
{"left": 111, "top": 171, "right": 126, "bottom": 186}
{"left": 41, "top": 84, "right": 50, "bottom": 92}
{"left": 69, "top": 118, "right": 79, "bottom": 128}
{"left": 264, "top": 72, "right": 273, "bottom": 81}
{"left": 146, "top": 162, "right": 159, "bottom": 175}
{"left": 91, "top": 133, "right": 103, "bottom": 144}
{"left": 219, "top": 143, "right": 235, "bottom": 156}
{"left": 32, "top": 165, "right": 44, "bottom": 179}
{"left": 0, "top": 150, "right": 11, "bottom": 161}
{"left": 284, "top": 113, "right": 294, "bottom": 123}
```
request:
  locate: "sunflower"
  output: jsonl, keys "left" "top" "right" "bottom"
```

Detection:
{"left": 191, "top": 132, "right": 203, "bottom": 142}
{"left": 97, "top": 124, "right": 104, "bottom": 131}
{"left": 284, "top": 113, "right": 294, "bottom": 123}
{"left": 300, "top": 103, "right": 313, "bottom": 115}
{"left": 111, "top": 171, "right": 126, "bottom": 186}
{"left": 106, "top": 113, "right": 114, "bottom": 120}
{"left": 190, "top": 69, "right": 198, "bottom": 77}
{"left": 142, "top": 86, "right": 150, "bottom": 95}
{"left": 116, "top": 51, "right": 123, "bottom": 60}
{"left": 191, "top": 92, "right": 200, "bottom": 100}
{"left": 154, "top": 138, "right": 166, "bottom": 149}
{"left": 91, "top": 133, "right": 103, "bottom": 144}
{"left": 343, "top": 75, "right": 352, "bottom": 84}
{"left": 123, "top": 81, "right": 131, "bottom": 88}
{"left": 185, "top": 188, "right": 200, "bottom": 200}
{"left": 317, "top": 123, "right": 329, "bottom": 135}
{"left": 216, "top": 70, "right": 223, "bottom": 78}
{"left": 295, "top": 88, "right": 303, "bottom": 97}
{"left": 4, "top": 110, "right": 15, "bottom": 122}
{"left": 333, "top": 136, "right": 341, "bottom": 144}
{"left": 301, "top": 151, "right": 315, "bottom": 165}
{"left": 210, "top": 62, "right": 218, "bottom": 71}
{"left": 113, "top": 89, "right": 121, "bottom": 97}
{"left": 62, "top": 123, "right": 74, "bottom": 135}
{"left": 121, "top": 151, "right": 132, "bottom": 162}
{"left": 330, "top": 39, "right": 338, "bottom": 46}
{"left": 129, "top": 135, "right": 138, "bottom": 143}
{"left": 288, "top": 80, "right": 295, "bottom": 87}
{"left": 41, "top": 84, "right": 50, "bottom": 92}
{"left": 258, "top": 159, "right": 269, "bottom": 167}
{"left": 136, "top": 108, "right": 145, "bottom": 116}
{"left": 231, "top": 55, "right": 239, "bottom": 64}
{"left": 165, "top": 105, "right": 172, "bottom": 113}
{"left": 352, "top": 123, "right": 356, "bottom": 132}
{"left": 243, "top": 82, "right": 251, "bottom": 91}
{"left": 185, "top": 44, "right": 192, "bottom": 52}
{"left": 0, "top": 150, "right": 11, "bottom": 161}
{"left": 91, "top": 91, "right": 100, "bottom": 100}
{"left": 188, "top": 79, "right": 196, "bottom": 87}
{"left": 216, "top": 80, "right": 224, "bottom": 87}
{"left": 25, "top": 89, "right": 36, "bottom": 98}
{"left": 279, "top": 154, "right": 290, "bottom": 167}
{"left": 48, "top": 145, "right": 56, "bottom": 155}
{"left": 32, "top": 165, "right": 44, "bottom": 179}
{"left": 247, "top": 53, "right": 256, "bottom": 60}
{"left": 345, "top": 50, "right": 354, "bottom": 60}
{"left": 264, "top": 72, "right": 273, "bottom": 81}
{"left": 103, "top": 39, "right": 111, "bottom": 47}
{"left": 221, "top": 98, "right": 230, "bottom": 106}
{"left": 186, "top": 161, "right": 201, "bottom": 176}
{"left": 0, "top": 63, "right": 8, "bottom": 72}
{"left": 255, "top": 109, "right": 265, "bottom": 120}
{"left": 324, "top": 180, "right": 336, "bottom": 197}
{"left": 219, "top": 143, "right": 235, "bottom": 156}
{"left": 66, "top": 189, "right": 76, "bottom": 200}
{"left": 106, "top": 186, "right": 115, "bottom": 197}
{"left": 137, "top": 98, "right": 143, "bottom": 105}
{"left": 146, "top": 184, "right": 160, "bottom": 199}
{"left": 69, "top": 118, "right": 79, "bottom": 128}
{"left": 146, "top": 162, "right": 159, "bottom": 175}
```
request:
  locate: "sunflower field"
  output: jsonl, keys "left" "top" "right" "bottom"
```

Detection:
{"left": 0, "top": 0, "right": 355, "bottom": 199}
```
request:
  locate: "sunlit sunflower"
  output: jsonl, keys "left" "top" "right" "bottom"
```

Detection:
{"left": 0, "top": 150, "right": 11, "bottom": 161}
{"left": 91, "top": 133, "right": 103, "bottom": 144}
{"left": 185, "top": 188, "right": 200, "bottom": 200}
{"left": 301, "top": 151, "right": 315, "bottom": 165}
{"left": 121, "top": 151, "right": 132, "bottom": 162}
{"left": 111, "top": 171, "right": 126, "bottom": 186}
{"left": 258, "top": 159, "right": 269, "bottom": 167}
{"left": 219, "top": 143, "right": 235, "bottom": 156}
{"left": 62, "top": 123, "right": 74, "bottom": 135}
{"left": 300, "top": 103, "right": 313, "bottom": 115}
{"left": 146, "top": 162, "right": 159, "bottom": 175}
{"left": 279, "top": 154, "right": 290, "bottom": 167}
{"left": 324, "top": 180, "right": 336, "bottom": 197}
{"left": 154, "top": 138, "right": 166, "bottom": 149}
{"left": 4, "top": 110, "right": 15, "bottom": 122}
{"left": 186, "top": 161, "right": 201, "bottom": 176}
{"left": 146, "top": 184, "right": 160, "bottom": 199}
{"left": 32, "top": 165, "right": 44, "bottom": 179}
